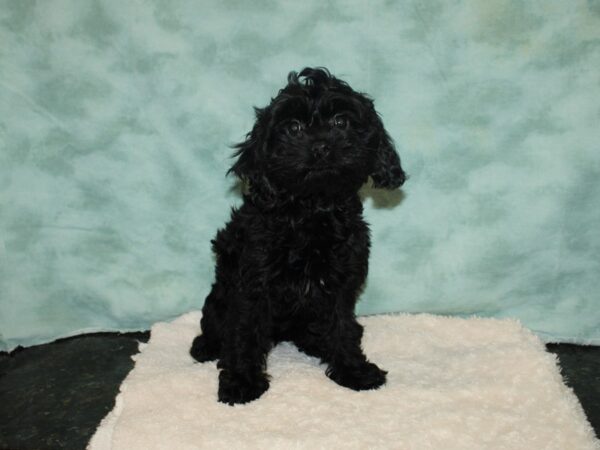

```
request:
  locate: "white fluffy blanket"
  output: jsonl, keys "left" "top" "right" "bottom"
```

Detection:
{"left": 88, "top": 312, "right": 598, "bottom": 450}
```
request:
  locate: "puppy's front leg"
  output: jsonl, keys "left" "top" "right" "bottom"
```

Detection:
{"left": 216, "top": 293, "right": 271, "bottom": 405}
{"left": 298, "top": 280, "right": 386, "bottom": 391}
{"left": 323, "top": 314, "right": 387, "bottom": 391}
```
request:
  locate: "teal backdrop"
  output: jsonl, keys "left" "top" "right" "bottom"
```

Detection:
{"left": 1, "top": 0, "right": 599, "bottom": 350}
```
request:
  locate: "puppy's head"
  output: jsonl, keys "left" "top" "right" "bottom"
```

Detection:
{"left": 230, "top": 67, "right": 406, "bottom": 197}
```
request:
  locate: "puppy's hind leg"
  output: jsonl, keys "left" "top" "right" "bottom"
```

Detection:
{"left": 190, "top": 285, "right": 226, "bottom": 362}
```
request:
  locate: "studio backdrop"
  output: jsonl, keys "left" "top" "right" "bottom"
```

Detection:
{"left": 1, "top": 0, "right": 599, "bottom": 350}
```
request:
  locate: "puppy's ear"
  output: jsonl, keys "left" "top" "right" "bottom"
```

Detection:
{"left": 229, "top": 107, "right": 268, "bottom": 181}
{"left": 368, "top": 108, "right": 406, "bottom": 190}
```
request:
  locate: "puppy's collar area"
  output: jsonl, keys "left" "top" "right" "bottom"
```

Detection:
{"left": 244, "top": 189, "right": 359, "bottom": 215}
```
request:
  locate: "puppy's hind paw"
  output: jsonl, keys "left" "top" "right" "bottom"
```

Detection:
{"left": 190, "top": 335, "right": 219, "bottom": 362}
{"left": 327, "top": 361, "right": 387, "bottom": 391}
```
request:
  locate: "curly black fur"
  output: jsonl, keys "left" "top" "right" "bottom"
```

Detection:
{"left": 190, "top": 67, "right": 406, "bottom": 405}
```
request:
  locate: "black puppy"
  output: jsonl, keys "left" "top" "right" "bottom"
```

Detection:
{"left": 191, "top": 68, "right": 406, "bottom": 405}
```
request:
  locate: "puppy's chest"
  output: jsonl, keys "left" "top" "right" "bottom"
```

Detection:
{"left": 274, "top": 214, "right": 345, "bottom": 291}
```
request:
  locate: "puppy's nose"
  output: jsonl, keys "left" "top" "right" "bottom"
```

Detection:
{"left": 312, "top": 141, "right": 330, "bottom": 157}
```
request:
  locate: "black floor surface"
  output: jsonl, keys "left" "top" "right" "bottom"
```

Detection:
{"left": 0, "top": 334, "right": 598, "bottom": 450}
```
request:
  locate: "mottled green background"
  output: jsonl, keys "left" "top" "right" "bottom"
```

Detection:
{"left": 1, "top": 0, "right": 599, "bottom": 350}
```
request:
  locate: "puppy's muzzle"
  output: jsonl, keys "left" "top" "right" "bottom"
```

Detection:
{"left": 312, "top": 141, "right": 331, "bottom": 159}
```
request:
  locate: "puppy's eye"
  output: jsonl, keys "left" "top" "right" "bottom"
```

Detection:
{"left": 332, "top": 115, "right": 348, "bottom": 129}
{"left": 287, "top": 120, "right": 303, "bottom": 137}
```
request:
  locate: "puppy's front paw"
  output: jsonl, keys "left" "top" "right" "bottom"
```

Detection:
{"left": 327, "top": 361, "right": 387, "bottom": 391}
{"left": 218, "top": 369, "right": 270, "bottom": 405}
